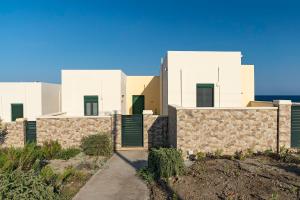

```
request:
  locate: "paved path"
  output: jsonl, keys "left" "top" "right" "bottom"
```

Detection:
{"left": 73, "top": 151, "right": 149, "bottom": 200}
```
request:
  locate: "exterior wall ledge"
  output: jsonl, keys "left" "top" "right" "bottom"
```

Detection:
{"left": 37, "top": 115, "right": 111, "bottom": 119}
{"left": 273, "top": 100, "right": 292, "bottom": 106}
{"left": 174, "top": 106, "right": 278, "bottom": 110}
{"left": 143, "top": 110, "right": 153, "bottom": 115}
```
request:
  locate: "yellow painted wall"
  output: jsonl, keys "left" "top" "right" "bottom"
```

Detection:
{"left": 241, "top": 65, "right": 255, "bottom": 106}
{"left": 126, "top": 76, "right": 160, "bottom": 114}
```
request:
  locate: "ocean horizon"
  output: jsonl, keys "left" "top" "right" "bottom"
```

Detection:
{"left": 255, "top": 95, "right": 300, "bottom": 102}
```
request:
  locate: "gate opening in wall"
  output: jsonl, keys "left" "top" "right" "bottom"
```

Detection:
{"left": 26, "top": 121, "right": 37, "bottom": 144}
{"left": 291, "top": 104, "right": 300, "bottom": 148}
{"left": 121, "top": 115, "right": 143, "bottom": 147}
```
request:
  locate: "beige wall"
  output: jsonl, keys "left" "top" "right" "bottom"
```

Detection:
{"left": 61, "top": 70, "right": 125, "bottom": 116}
{"left": 161, "top": 52, "right": 256, "bottom": 114}
{"left": 241, "top": 65, "right": 254, "bottom": 106}
{"left": 168, "top": 105, "right": 279, "bottom": 158}
{"left": 126, "top": 76, "right": 160, "bottom": 114}
{"left": 0, "top": 82, "right": 61, "bottom": 122}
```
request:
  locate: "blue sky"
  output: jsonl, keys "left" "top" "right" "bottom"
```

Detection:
{"left": 0, "top": 0, "right": 299, "bottom": 95}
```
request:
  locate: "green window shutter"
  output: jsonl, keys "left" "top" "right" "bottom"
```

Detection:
{"left": 11, "top": 104, "right": 24, "bottom": 121}
{"left": 196, "top": 84, "right": 214, "bottom": 107}
{"left": 84, "top": 96, "right": 99, "bottom": 116}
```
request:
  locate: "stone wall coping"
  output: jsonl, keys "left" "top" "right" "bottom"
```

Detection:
{"left": 169, "top": 104, "right": 278, "bottom": 110}
{"left": 143, "top": 110, "right": 153, "bottom": 114}
{"left": 273, "top": 100, "right": 292, "bottom": 105}
{"left": 37, "top": 115, "right": 112, "bottom": 119}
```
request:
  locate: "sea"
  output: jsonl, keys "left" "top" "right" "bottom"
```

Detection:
{"left": 255, "top": 95, "right": 300, "bottom": 103}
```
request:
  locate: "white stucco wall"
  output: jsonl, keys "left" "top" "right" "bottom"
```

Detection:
{"left": 162, "top": 51, "right": 245, "bottom": 114}
{"left": 61, "top": 70, "right": 124, "bottom": 116}
{"left": 41, "top": 83, "right": 61, "bottom": 115}
{"left": 121, "top": 72, "right": 127, "bottom": 114}
{"left": 0, "top": 82, "right": 61, "bottom": 122}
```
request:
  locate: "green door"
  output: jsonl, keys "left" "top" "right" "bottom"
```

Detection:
{"left": 291, "top": 105, "right": 300, "bottom": 147}
{"left": 26, "top": 121, "right": 36, "bottom": 144}
{"left": 122, "top": 115, "right": 143, "bottom": 147}
{"left": 11, "top": 104, "right": 23, "bottom": 121}
{"left": 132, "top": 95, "right": 145, "bottom": 114}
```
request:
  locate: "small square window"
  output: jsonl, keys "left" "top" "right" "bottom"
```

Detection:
{"left": 84, "top": 96, "right": 98, "bottom": 116}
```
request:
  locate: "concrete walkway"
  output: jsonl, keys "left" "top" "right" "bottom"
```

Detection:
{"left": 73, "top": 151, "right": 149, "bottom": 200}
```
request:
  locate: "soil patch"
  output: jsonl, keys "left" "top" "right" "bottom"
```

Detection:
{"left": 150, "top": 155, "right": 300, "bottom": 200}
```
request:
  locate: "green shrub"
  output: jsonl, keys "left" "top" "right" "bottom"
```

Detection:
{"left": 196, "top": 151, "right": 206, "bottom": 160}
{"left": 148, "top": 148, "right": 184, "bottom": 179}
{"left": 0, "top": 119, "right": 7, "bottom": 144}
{"left": 0, "top": 169, "right": 58, "bottom": 200}
{"left": 80, "top": 134, "right": 112, "bottom": 156}
{"left": 56, "top": 148, "right": 81, "bottom": 160}
{"left": 40, "top": 166, "right": 59, "bottom": 189}
{"left": 137, "top": 167, "right": 155, "bottom": 183}
{"left": 0, "top": 143, "right": 43, "bottom": 172}
{"left": 41, "top": 140, "right": 62, "bottom": 160}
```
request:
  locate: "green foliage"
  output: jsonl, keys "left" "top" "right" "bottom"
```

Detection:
{"left": 0, "top": 143, "right": 43, "bottom": 172}
{"left": 56, "top": 148, "right": 81, "bottom": 160}
{"left": 214, "top": 149, "right": 223, "bottom": 158}
{"left": 137, "top": 167, "right": 155, "bottom": 183}
{"left": 0, "top": 169, "right": 58, "bottom": 200}
{"left": 234, "top": 150, "right": 246, "bottom": 160}
{"left": 196, "top": 151, "right": 206, "bottom": 160}
{"left": 148, "top": 148, "right": 185, "bottom": 179}
{"left": 80, "top": 134, "right": 112, "bottom": 157}
{"left": 41, "top": 140, "right": 62, "bottom": 160}
{"left": 0, "top": 119, "right": 7, "bottom": 144}
{"left": 40, "top": 166, "right": 60, "bottom": 190}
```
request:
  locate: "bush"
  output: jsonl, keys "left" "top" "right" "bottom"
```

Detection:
{"left": 148, "top": 148, "right": 184, "bottom": 179}
{"left": 56, "top": 148, "right": 81, "bottom": 160}
{"left": 0, "top": 169, "right": 58, "bottom": 199}
{"left": 0, "top": 143, "right": 43, "bottom": 172}
{"left": 137, "top": 167, "right": 155, "bottom": 183}
{"left": 41, "top": 140, "right": 62, "bottom": 160}
{"left": 80, "top": 134, "right": 112, "bottom": 157}
{"left": 0, "top": 119, "right": 7, "bottom": 144}
{"left": 196, "top": 151, "right": 206, "bottom": 160}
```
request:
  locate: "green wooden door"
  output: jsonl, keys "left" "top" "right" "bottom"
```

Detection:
{"left": 291, "top": 105, "right": 300, "bottom": 147}
{"left": 26, "top": 121, "right": 36, "bottom": 144}
{"left": 122, "top": 115, "right": 143, "bottom": 147}
{"left": 132, "top": 95, "right": 145, "bottom": 114}
{"left": 11, "top": 104, "right": 23, "bottom": 121}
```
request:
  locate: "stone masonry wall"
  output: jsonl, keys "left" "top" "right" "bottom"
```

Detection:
{"left": 168, "top": 105, "right": 177, "bottom": 148}
{"left": 277, "top": 104, "right": 292, "bottom": 148}
{"left": 37, "top": 117, "right": 113, "bottom": 148}
{"left": 170, "top": 106, "right": 278, "bottom": 157}
{"left": 2, "top": 119, "right": 26, "bottom": 148}
{"left": 143, "top": 114, "right": 168, "bottom": 149}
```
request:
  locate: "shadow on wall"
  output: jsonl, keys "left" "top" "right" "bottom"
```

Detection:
{"left": 147, "top": 116, "right": 168, "bottom": 149}
{"left": 0, "top": 123, "right": 7, "bottom": 145}
{"left": 128, "top": 77, "right": 160, "bottom": 115}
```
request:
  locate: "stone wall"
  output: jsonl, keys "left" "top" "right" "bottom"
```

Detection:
{"left": 168, "top": 105, "right": 177, "bottom": 148}
{"left": 1, "top": 118, "right": 26, "bottom": 148}
{"left": 169, "top": 105, "right": 279, "bottom": 157}
{"left": 143, "top": 114, "right": 168, "bottom": 149}
{"left": 274, "top": 101, "right": 292, "bottom": 149}
{"left": 37, "top": 116, "right": 113, "bottom": 148}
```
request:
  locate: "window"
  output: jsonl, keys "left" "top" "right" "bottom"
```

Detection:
{"left": 196, "top": 84, "right": 214, "bottom": 107}
{"left": 84, "top": 96, "right": 98, "bottom": 116}
{"left": 11, "top": 104, "right": 24, "bottom": 121}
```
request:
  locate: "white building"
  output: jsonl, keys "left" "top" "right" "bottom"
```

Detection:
{"left": 160, "top": 51, "right": 254, "bottom": 115}
{"left": 0, "top": 82, "right": 61, "bottom": 122}
{"left": 61, "top": 70, "right": 126, "bottom": 116}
